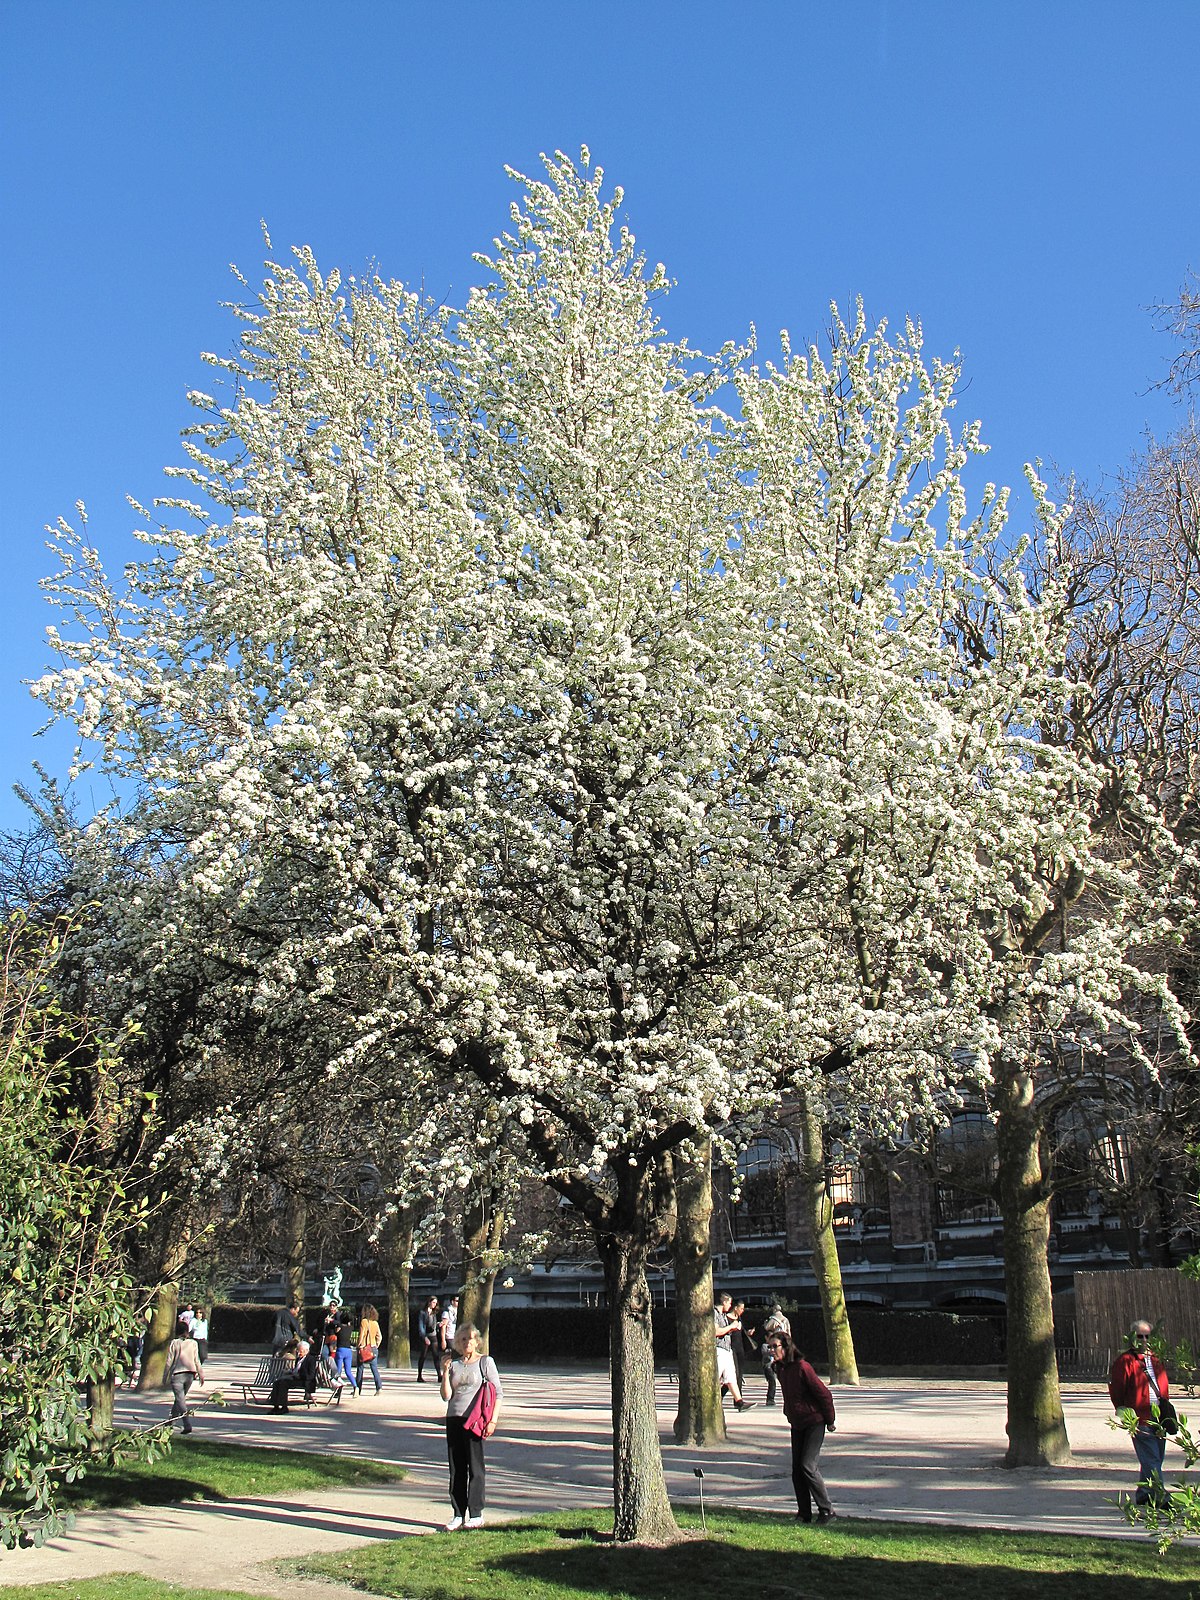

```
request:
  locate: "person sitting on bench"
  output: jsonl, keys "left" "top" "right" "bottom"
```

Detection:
{"left": 270, "top": 1338, "right": 320, "bottom": 1412}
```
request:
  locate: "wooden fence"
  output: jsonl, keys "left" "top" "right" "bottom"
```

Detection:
{"left": 1074, "top": 1268, "right": 1200, "bottom": 1373}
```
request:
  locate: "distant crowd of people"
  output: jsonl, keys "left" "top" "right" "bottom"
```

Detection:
{"left": 154, "top": 1289, "right": 1179, "bottom": 1530}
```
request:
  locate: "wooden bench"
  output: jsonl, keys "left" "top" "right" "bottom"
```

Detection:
{"left": 239, "top": 1354, "right": 346, "bottom": 1407}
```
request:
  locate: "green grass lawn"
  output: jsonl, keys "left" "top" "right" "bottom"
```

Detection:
{"left": 297, "top": 1506, "right": 1200, "bottom": 1600}
{"left": 56, "top": 1436, "right": 405, "bottom": 1511}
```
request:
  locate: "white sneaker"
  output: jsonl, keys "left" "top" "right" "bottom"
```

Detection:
{"left": 464, "top": 1514, "right": 485, "bottom": 1529}
{"left": 444, "top": 1513, "right": 464, "bottom": 1531}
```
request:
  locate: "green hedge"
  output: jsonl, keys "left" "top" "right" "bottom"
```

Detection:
{"left": 209, "top": 1302, "right": 390, "bottom": 1348}
{"left": 210, "top": 1300, "right": 1000, "bottom": 1366}
{"left": 772, "top": 1307, "right": 1003, "bottom": 1367}
{"left": 477, "top": 1304, "right": 1001, "bottom": 1366}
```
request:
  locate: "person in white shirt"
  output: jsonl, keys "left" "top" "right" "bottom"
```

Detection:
{"left": 437, "top": 1294, "right": 460, "bottom": 1374}
{"left": 714, "top": 1292, "right": 755, "bottom": 1411}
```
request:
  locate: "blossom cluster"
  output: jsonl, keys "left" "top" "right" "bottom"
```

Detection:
{"left": 32, "top": 152, "right": 1193, "bottom": 1224}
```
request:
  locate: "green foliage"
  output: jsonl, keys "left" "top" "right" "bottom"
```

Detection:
{"left": 1179, "top": 1144, "right": 1200, "bottom": 1282}
{"left": 1111, "top": 1402, "right": 1200, "bottom": 1550}
{"left": 298, "top": 1507, "right": 1200, "bottom": 1599}
{"left": 0, "top": 913, "right": 168, "bottom": 1549}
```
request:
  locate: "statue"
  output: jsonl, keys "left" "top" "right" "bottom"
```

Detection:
{"left": 321, "top": 1266, "right": 344, "bottom": 1307}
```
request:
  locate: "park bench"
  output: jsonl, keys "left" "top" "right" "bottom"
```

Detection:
{"left": 239, "top": 1354, "right": 346, "bottom": 1407}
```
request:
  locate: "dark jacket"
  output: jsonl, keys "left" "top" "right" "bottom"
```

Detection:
{"left": 777, "top": 1356, "right": 836, "bottom": 1430}
{"left": 270, "top": 1342, "right": 321, "bottom": 1407}
{"left": 272, "top": 1308, "right": 300, "bottom": 1347}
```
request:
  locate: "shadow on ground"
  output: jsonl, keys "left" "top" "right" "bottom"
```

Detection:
{"left": 496, "top": 1544, "right": 1182, "bottom": 1600}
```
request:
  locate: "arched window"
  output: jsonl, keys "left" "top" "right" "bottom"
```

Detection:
{"left": 828, "top": 1159, "right": 892, "bottom": 1234}
{"left": 732, "top": 1136, "right": 787, "bottom": 1240}
{"left": 935, "top": 1110, "right": 1001, "bottom": 1225}
{"left": 1052, "top": 1106, "right": 1133, "bottom": 1219}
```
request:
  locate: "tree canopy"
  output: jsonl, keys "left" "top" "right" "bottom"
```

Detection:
{"left": 31, "top": 151, "right": 1197, "bottom": 1538}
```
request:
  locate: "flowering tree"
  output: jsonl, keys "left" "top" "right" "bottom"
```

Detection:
{"left": 35, "top": 152, "right": 1191, "bottom": 1535}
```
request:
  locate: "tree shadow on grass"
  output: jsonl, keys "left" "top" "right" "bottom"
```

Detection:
{"left": 492, "top": 1524, "right": 1190, "bottom": 1600}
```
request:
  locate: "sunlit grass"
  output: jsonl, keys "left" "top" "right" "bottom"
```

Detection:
{"left": 297, "top": 1505, "right": 1199, "bottom": 1599}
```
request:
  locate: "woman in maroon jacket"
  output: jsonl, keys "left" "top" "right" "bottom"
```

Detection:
{"left": 765, "top": 1332, "right": 837, "bottom": 1523}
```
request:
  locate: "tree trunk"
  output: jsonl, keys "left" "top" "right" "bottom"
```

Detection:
{"left": 597, "top": 1223, "right": 679, "bottom": 1543}
{"left": 137, "top": 1279, "right": 180, "bottom": 1392}
{"left": 996, "top": 1055, "right": 1071, "bottom": 1467}
{"left": 797, "top": 1093, "right": 860, "bottom": 1385}
{"left": 282, "top": 1190, "right": 308, "bottom": 1312}
{"left": 136, "top": 1221, "right": 191, "bottom": 1393}
{"left": 87, "top": 1374, "right": 115, "bottom": 1450}
{"left": 669, "top": 1140, "right": 725, "bottom": 1445}
{"left": 459, "top": 1187, "right": 505, "bottom": 1350}
{"left": 377, "top": 1208, "right": 416, "bottom": 1371}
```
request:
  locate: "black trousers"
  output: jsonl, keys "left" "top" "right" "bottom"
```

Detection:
{"left": 446, "top": 1416, "right": 486, "bottom": 1516}
{"left": 790, "top": 1422, "right": 832, "bottom": 1518}
{"left": 269, "top": 1375, "right": 313, "bottom": 1412}
{"left": 417, "top": 1337, "right": 433, "bottom": 1379}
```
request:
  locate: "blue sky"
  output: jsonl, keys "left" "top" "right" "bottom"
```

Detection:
{"left": 2, "top": 1, "right": 1197, "bottom": 835}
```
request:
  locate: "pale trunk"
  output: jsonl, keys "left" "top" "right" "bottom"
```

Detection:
{"left": 136, "top": 1226, "right": 189, "bottom": 1393}
{"left": 377, "top": 1211, "right": 415, "bottom": 1370}
{"left": 459, "top": 1189, "right": 505, "bottom": 1350}
{"left": 137, "top": 1279, "right": 180, "bottom": 1392}
{"left": 670, "top": 1140, "right": 725, "bottom": 1444}
{"left": 798, "top": 1093, "right": 859, "bottom": 1384}
{"left": 597, "top": 1224, "right": 679, "bottom": 1543}
{"left": 996, "top": 1055, "right": 1071, "bottom": 1466}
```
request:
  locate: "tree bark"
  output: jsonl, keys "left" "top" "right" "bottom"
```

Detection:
{"left": 282, "top": 1189, "right": 308, "bottom": 1313}
{"left": 377, "top": 1206, "right": 416, "bottom": 1370}
{"left": 136, "top": 1222, "right": 190, "bottom": 1393}
{"left": 996, "top": 1055, "right": 1071, "bottom": 1467}
{"left": 797, "top": 1092, "right": 860, "bottom": 1385}
{"left": 87, "top": 1374, "right": 115, "bottom": 1450}
{"left": 137, "top": 1279, "right": 180, "bottom": 1392}
{"left": 459, "top": 1185, "right": 505, "bottom": 1350}
{"left": 669, "top": 1140, "right": 725, "bottom": 1445}
{"left": 597, "top": 1220, "right": 679, "bottom": 1542}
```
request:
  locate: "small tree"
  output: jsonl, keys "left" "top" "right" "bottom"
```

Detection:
{"left": 0, "top": 915, "right": 168, "bottom": 1549}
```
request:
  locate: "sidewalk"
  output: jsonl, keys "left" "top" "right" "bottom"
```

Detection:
{"left": 0, "top": 1356, "right": 1172, "bottom": 1595}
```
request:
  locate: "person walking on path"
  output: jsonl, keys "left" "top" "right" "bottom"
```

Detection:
{"left": 271, "top": 1302, "right": 301, "bottom": 1356}
{"left": 322, "top": 1302, "right": 342, "bottom": 1363}
{"left": 439, "top": 1322, "right": 503, "bottom": 1530}
{"left": 714, "top": 1292, "right": 756, "bottom": 1411}
{"left": 760, "top": 1302, "right": 791, "bottom": 1406}
{"left": 730, "top": 1299, "right": 752, "bottom": 1391}
{"left": 334, "top": 1312, "right": 357, "bottom": 1389}
{"left": 189, "top": 1307, "right": 209, "bottom": 1365}
{"left": 767, "top": 1330, "right": 836, "bottom": 1523}
{"left": 436, "top": 1294, "right": 459, "bottom": 1378}
{"left": 1109, "top": 1318, "right": 1172, "bottom": 1507}
{"left": 417, "top": 1297, "right": 439, "bottom": 1382}
{"left": 356, "top": 1304, "right": 383, "bottom": 1394}
{"left": 165, "top": 1318, "right": 204, "bottom": 1434}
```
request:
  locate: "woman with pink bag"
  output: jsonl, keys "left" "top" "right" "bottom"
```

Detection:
{"left": 439, "top": 1322, "right": 503, "bottom": 1530}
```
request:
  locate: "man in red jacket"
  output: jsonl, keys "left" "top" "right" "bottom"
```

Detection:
{"left": 1108, "top": 1319, "right": 1170, "bottom": 1506}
